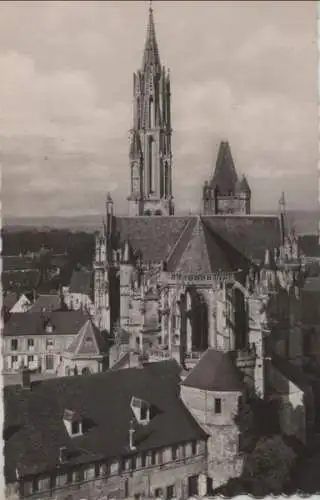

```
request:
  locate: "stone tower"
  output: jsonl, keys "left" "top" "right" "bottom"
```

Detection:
{"left": 202, "top": 141, "right": 251, "bottom": 215}
{"left": 128, "top": 5, "right": 174, "bottom": 216}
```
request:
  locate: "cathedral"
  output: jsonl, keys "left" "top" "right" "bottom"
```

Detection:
{"left": 93, "top": 5, "right": 305, "bottom": 383}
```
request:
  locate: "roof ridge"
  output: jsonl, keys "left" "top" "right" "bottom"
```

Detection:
{"left": 166, "top": 217, "right": 196, "bottom": 265}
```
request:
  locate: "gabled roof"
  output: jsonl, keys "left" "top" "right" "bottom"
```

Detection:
{"left": 69, "top": 270, "right": 93, "bottom": 295}
{"left": 167, "top": 216, "right": 251, "bottom": 273}
{"left": 28, "top": 294, "right": 62, "bottom": 313}
{"left": 210, "top": 141, "right": 238, "bottom": 194}
{"left": 65, "top": 320, "right": 108, "bottom": 358}
{"left": 3, "top": 311, "right": 88, "bottom": 337}
{"left": 4, "top": 360, "right": 206, "bottom": 480}
{"left": 181, "top": 348, "right": 244, "bottom": 392}
{"left": 114, "top": 215, "right": 281, "bottom": 269}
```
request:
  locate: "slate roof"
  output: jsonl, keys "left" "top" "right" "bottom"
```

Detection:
{"left": 4, "top": 360, "right": 207, "bottom": 480}
{"left": 28, "top": 294, "right": 62, "bottom": 313}
{"left": 65, "top": 320, "right": 108, "bottom": 357}
{"left": 210, "top": 141, "right": 238, "bottom": 194}
{"left": 181, "top": 348, "right": 244, "bottom": 392}
{"left": 3, "top": 311, "right": 88, "bottom": 337}
{"left": 114, "top": 215, "right": 281, "bottom": 269}
{"left": 69, "top": 270, "right": 93, "bottom": 295}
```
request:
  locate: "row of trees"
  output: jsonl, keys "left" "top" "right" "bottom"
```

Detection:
{"left": 2, "top": 229, "right": 95, "bottom": 269}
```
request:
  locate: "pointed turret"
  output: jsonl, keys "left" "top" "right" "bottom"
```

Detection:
{"left": 142, "top": 4, "right": 161, "bottom": 70}
{"left": 128, "top": 3, "right": 174, "bottom": 216}
{"left": 211, "top": 141, "right": 238, "bottom": 195}
{"left": 236, "top": 174, "right": 251, "bottom": 195}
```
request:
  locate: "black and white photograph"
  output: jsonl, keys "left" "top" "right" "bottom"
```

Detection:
{"left": 1, "top": 1, "right": 319, "bottom": 498}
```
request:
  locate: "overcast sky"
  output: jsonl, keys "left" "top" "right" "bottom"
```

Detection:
{"left": 1, "top": 0, "right": 318, "bottom": 217}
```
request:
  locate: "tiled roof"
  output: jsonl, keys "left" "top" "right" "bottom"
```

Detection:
{"left": 181, "top": 348, "right": 244, "bottom": 392}
{"left": 28, "top": 294, "right": 62, "bottom": 313}
{"left": 3, "top": 311, "right": 88, "bottom": 337}
{"left": 3, "top": 256, "right": 35, "bottom": 272}
{"left": 69, "top": 270, "right": 93, "bottom": 295}
{"left": 4, "top": 360, "right": 206, "bottom": 480}
{"left": 210, "top": 141, "right": 238, "bottom": 194}
{"left": 65, "top": 320, "right": 108, "bottom": 357}
{"left": 115, "top": 215, "right": 281, "bottom": 267}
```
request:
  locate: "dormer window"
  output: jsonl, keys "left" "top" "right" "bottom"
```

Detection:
{"left": 63, "top": 409, "right": 83, "bottom": 437}
{"left": 130, "top": 396, "right": 151, "bottom": 425}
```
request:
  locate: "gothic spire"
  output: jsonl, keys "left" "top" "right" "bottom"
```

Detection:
{"left": 142, "top": 2, "right": 160, "bottom": 70}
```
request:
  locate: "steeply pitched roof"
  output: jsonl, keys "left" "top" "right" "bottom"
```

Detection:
{"left": 114, "top": 215, "right": 281, "bottom": 268}
{"left": 69, "top": 270, "right": 93, "bottom": 295}
{"left": 3, "top": 311, "right": 88, "bottom": 337}
{"left": 181, "top": 348, "right": 244, "bottom": 392}
{"left": 65, "top": 320, "right": 108, "bottom": 357}
{"left": 167, "top": 216, "right": 251, "bottom": 273}
{"left": 28, "top": 294, "right": 62, "bottom": 313}
{"left": 210, "top": 141, "right": 238, "bottom": 194}
{"left": 236, "top": 175, "right": 251, "bottom": 194}
{"left": 4, "top": 360, "right": 206, "bottom": 480}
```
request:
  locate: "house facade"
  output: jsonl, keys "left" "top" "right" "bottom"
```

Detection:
{"left": 3, "top": 311, "right": 89, "bottom": 374}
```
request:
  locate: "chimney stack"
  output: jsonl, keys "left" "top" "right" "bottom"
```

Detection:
{"left": 129, "top": 419, "right": 136, "bottom": 451}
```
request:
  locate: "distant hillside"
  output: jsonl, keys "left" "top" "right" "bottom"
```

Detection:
{"left": 3, "top": 209, "right": 319, "bottom": 235}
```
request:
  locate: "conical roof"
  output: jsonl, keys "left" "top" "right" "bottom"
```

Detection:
{"left": 236, "top": 174, "right": 251, "bottom": 194}
{"left": 210, "top": 141, "right": 238, "bottom": 195}
{"left": 65, "top": 319, "right": 108, "bottom": 358}
{"left": 142, "top": 6, "right": 161, "bottom": 69}
{"left": 182, "top": 348, "right": 244, "bottom": 392}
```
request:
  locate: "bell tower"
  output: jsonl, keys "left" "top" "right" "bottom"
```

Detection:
{"left": 128, "top": 3, "right": 174, "bottom": 216}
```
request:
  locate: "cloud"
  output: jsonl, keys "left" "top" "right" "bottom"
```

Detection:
{"left": 0, "top": 1, "right": 318, "bottom": 217}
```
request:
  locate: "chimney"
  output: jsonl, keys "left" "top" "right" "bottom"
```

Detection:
{"left": 129, "top": 419, "right": 136, "bottom": 451}
{"left": 59, "top": 446, "right": 68, "bottom": 463}
{"left": 21, "top": 367, "right": 31, "bottom": 390}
